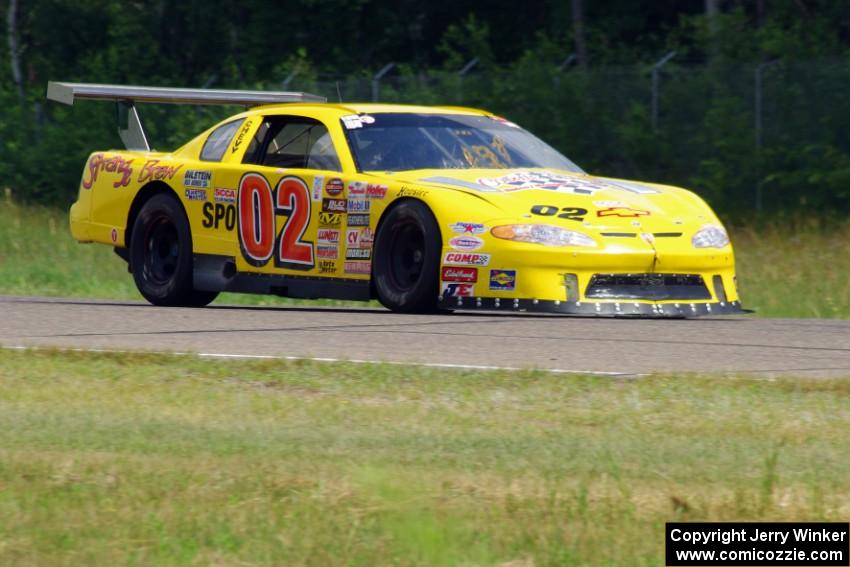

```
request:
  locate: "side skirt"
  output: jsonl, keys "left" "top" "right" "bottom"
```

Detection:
{"left": 193, "top": 254, "right": 371, "bottom": 301}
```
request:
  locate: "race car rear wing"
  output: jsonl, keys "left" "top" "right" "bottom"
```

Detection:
{"left": 45, "top": 82, "right": 327, "bottom": 151}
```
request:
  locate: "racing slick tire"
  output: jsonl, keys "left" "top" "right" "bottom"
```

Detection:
{"left": 129, "top": 193, "right": 218, "bottom": 307}
{"left": 373, "top": 200, "right": 441, "bottom": 313}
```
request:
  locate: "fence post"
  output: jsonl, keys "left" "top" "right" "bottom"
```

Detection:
{"left": 371, "top": 63, "right": 395, "bottom": 102}
{"left": 650, "top": 51, "right": 676, "bottom": 131}
{"left": 554, "top": 53, "right": 576, "bottom": 88}
{"left": 754, "top": 60, "right": 780, "bottom": 213}
{"left": 457, "top": 58, "right": 479, "bottom": 103}
{"left": 281, "top": 70, "right": 299, "bottom": 90}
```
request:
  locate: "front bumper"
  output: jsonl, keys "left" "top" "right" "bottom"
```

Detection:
{"left": 437, "top": 296, "right": 749, "bottom": 318}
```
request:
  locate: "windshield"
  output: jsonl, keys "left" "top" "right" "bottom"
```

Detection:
{"left": 343, "top": 113, "right": 584, "bottom": 173}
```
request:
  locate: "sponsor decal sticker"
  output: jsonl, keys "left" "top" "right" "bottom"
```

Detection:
{"left": 596, "top": 207, "right": 651, "bottom": 218}
{"left": 443, "top": 252, "right": 491, "bottom": 266}
{"left": 449, "top": 235, "right": 484, "bottom": 251}
{"left": 230, "top": 119, "right": 254, "bottom": 154}
{"left": 317, "top": 245, "right": 339, "bottom": 260}
{"left": 82, "top": 153, "right": 134, "bottom": 189}
{"left": 441, "top": 283, "right": 475, "bottom": 298}
{"left": 311, "top": 175, "right": 325, "bottom": 202}
{"left": 449, "top": 221, "right": 486, "bottom": 234}
{"left": 317, "top": 228, "right": 340, "bottom": 245}
{"left": 366, "top": 184, "right": 387, "bottom": 199}
{"left": 185, "top": 188, "right": 208, "bottom": 201}
{"left": 322, "top": 198, "right": 347, "bottom": 213}
{"left": 347, "top": 214, "right": 370, "bottom": 227}
{"left": 346, "top": 227, "right": 374, "bottom": 249}
{"left": 184, "top": 169, "right": 212, "bottom": 188}
{"left": 318, "top": 260, "right": 337, "bottom": 273}
{"left": 341, "top": 115, "right": 363, "bottom": 130}
{"left": 398, "top": 186, "right": 429, "bottom": 198}
{"left": 345, "top": 248, "right": 371, "bottom": 260}
{"left": 348, "top": 181, "right": 367, "bottom": 197}
{"left": 490, "top": 116, "right": 520, "bottom": 128}
{"left": 441, "top": 266, "right": 477, "bottom": 283}
{"left": 347, "top": 199, "right": 370, "bottom": 213}
{"left": 138, "top": 160, "right": 182, "bottom": 184}
{"left": 344, "top": 261, "right": 371, "bottom": 274}
{"left": 214, "top": 187, "right": 236, "bottom": 203}
{"left": 319, "top": 212, "right": 342, "bottom": 227}
{"left": 326, "top": 178, "right": 344, "bottom": 197}
{"left": 489, "top": 269, "right": 516, "bottom": 291}
{"left": 202, "top": 202, "right": 236, "bottom": 230}
{"left": 360, "top": 114, "right": 376, "bottom": 125}
{"left": 593, "top": 200, "right": 628, "bottom": 208}
{"left": 477, "top": 171, "right": 605, "bottom": 195}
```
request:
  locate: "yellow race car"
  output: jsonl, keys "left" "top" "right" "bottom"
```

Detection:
{"left": 48, "top": 82, "right": 744, "bottom": 317}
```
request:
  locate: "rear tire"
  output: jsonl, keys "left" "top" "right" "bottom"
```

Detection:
{"left": 129, "top": 194, "right": 218, "bottom": 307}
{"left": 372, "top": 200, "right": 441, "bottom": 313}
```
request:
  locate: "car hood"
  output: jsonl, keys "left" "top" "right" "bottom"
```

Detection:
{"left": 395, "top": 168, "right": 718, "bottom": 232}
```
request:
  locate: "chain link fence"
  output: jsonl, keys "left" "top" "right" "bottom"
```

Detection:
{"left": 6, "top": 60, "right": 850, "bottom": 216}
{"left": 283, "top": 60, "right": 850, "bottom": 216}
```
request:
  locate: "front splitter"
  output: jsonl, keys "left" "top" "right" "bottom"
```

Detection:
{"left": 437, "top": 296, "right": 749, "bottom": 318}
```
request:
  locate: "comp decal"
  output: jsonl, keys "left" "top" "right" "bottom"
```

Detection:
{"left": 443, "top": 252, "right": 491, "bottom": 266}
{"left": 530, "top": 205, "right": 588, "bottom": 222}
{"left": 236, "top": 172, "right": 314, "bottom": 270}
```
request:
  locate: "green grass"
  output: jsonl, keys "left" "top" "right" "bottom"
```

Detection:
{"left": 0, "top": 348, "right": 848, "bottom": 566}
{"left": 2, "top": 195, "right": 849, "bottom": 317}
{"left": 0, "top": 195, "right": 365, "bottom": 308}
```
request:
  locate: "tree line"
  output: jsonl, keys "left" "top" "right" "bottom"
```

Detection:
{"left": 3, "top": 0, "right": 850, "bottom": 216}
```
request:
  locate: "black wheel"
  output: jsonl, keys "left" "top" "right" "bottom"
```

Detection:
{"left": 372, "top": 200, "right": 441, "bottom": 312}
{"left": 129, "top": 194, "right": 218, "bottom": 307}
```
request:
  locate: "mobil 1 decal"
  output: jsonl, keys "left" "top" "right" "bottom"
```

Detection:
{"left": 237, "top": 172, "right": 314, "bottom": 270}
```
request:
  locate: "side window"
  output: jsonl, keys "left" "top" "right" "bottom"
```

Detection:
{"left": 242, "top": 117, "right": 341, "bottom": 171}
{"left": 200, "top": 119, "right": 245, "bottom": 162}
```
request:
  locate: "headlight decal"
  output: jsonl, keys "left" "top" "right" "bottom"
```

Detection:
{"left": 691, "top": 224, "right": 730, "bottom": 248}
{"left": 491, "top": 224, "right": 597, "bottom": 247}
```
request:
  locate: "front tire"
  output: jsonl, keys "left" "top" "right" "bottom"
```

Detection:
{"left": 129, "top": 193, "right": 218, "bottom": 307}
{"left": 372, "top": 200, "right": 441, "bottom": 313}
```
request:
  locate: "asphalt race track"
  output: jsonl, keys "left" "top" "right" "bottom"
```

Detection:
{"left": 2, "top": 295, "right": 850, "bottom": 377}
